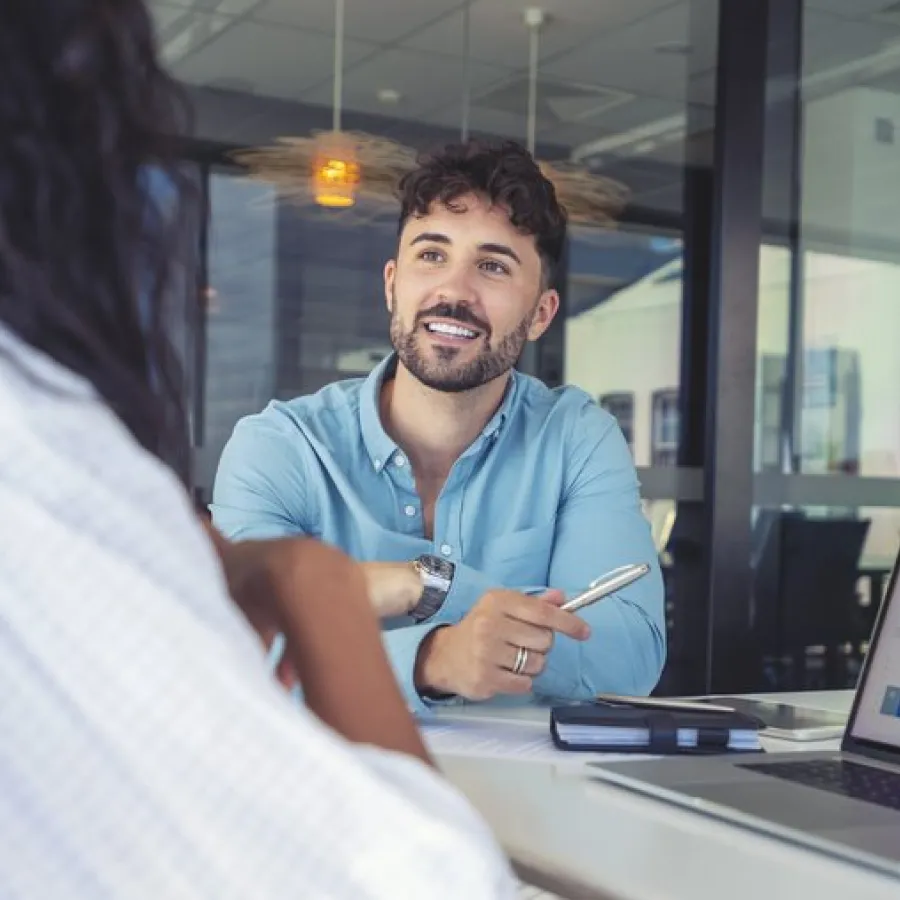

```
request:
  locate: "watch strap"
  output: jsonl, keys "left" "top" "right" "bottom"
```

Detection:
{"left": 410, "top": 554, "right": 454, "bottom": 622}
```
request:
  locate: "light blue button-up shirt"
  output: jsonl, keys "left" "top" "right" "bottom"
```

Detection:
{"left": 211, "top": 355, "right": 666, "bottom": 713}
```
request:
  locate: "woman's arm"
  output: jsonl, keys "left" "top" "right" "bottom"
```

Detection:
{"left": 205, "top": 525, "right": 432, "bottom": 766}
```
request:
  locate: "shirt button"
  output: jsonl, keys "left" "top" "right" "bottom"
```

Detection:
{"left": 404, "top": 505, "right": 416, "bottom": 517}
{"left": 374, "top": 458, "right": 382, "bottom": 469}
{"left": 440, "top": 544, "right": 453, "bottom": 557}
{"left": 395, "top": 455, "right": 407, "bottom": 467}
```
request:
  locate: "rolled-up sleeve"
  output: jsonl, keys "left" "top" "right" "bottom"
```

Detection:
{"left": 533, "top": 403, "right": 666, "bottom": 699}
{"left": 210, "top": 413, "right": 311, "bottom": 541}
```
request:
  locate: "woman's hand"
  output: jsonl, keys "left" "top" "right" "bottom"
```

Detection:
{"left": 204, "top": 531, "right": 306, "bottom": 689}
{"left": 201, "top": 522, "right": 432, "bottom": 764}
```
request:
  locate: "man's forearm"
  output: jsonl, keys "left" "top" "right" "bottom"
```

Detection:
{"left": 379, "top": 560, "right": 545, "bottom": 711}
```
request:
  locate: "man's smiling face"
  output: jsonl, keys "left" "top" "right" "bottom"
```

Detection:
{"left": 384, "top": 192, "right": 559, "bottom": 393}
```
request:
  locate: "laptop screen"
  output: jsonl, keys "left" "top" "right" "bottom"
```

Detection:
{"left": 850, "top": 564, "right": 900, "bottom": 748}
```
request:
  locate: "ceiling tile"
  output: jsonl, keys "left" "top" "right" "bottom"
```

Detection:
{"left": 415, "top": 104, "right": 532, "bottom": 142}
{"left": 149, "top": 0, "right": 270, "bottom": 18}
{"left": 542, "top": 5, "right": 693, "bottom": 105}
{"left": 155, "top": 10, "right": 234, "bottom": 66}
{"left": 300, "top": 47, "right": 510, "bottom": 123}
{"left": 252, "top": 0, "right": 464, "bottom": 43}
{"left": 803, "top": 14, "right": 900, "bottom": 79}
{"left": 170, "top": 21, "right": 376, "bottom": 98}
{"left": 578, "top": 95, "right": 685, "bottom": 135}
{"left": 404, "top": 0, "right": 678, "bottom": 69}
{"left": 806, "top": 0, "right": 900, "bottom": 19}
{"left": 149, "top": 1, "right": 195, "bottom": 32}
{"left": 415, "top": 92, "right": 684, "bottom": 154}
{"left": 687, "top": 70, "right": 716, "bottom": 108}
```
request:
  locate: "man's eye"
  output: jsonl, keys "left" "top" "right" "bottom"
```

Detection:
{"left": 480, "top": 259, "right": 509, "bottom": 275}
{"left": 420, "top": 250, "right": 443, "bottom": 262}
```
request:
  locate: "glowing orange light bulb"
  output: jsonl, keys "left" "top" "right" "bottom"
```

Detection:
{"left": 311, "top": 132, "right": 360, "bottom": 208}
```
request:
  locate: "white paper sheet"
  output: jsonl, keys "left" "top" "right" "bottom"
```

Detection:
{"left": 422, "top": 718, "right": 651, "bottom": 768}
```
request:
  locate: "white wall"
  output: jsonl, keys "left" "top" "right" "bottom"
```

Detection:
{"left": 804, "top": 88, "right": 900, "bottom": 249}
{"left": 565, "top": 259, "right": 682, "bottom": 469}
{"left": 564, "top": 243, "right": 900, "bottom": 561}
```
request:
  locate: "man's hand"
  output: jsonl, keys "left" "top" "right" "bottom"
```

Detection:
{"left": 359, "top": 561, "right": 423, "bottom": 618}
{"left": 414, "top": 589, "right": 591, "bottom": 701}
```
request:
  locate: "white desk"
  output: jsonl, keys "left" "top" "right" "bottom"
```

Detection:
{"left": 748, "top": 689, "right": 854, "bottom": 713}
{"left": 429, "top": 691, "right": 898, "bottom": 900}
{"left": 432, "top": 689, "right": 855, "bottom": 725}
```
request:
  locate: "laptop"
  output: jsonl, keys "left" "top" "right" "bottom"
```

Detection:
{"left": 587, "top": 545, "right": 900, "bottom": 879}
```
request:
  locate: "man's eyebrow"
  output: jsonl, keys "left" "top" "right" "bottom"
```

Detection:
{"left": 478, "top": 243, "right": 521, "bottom": 266}
{"left": 409, "top": 232, "right": 451, "bottom": 246}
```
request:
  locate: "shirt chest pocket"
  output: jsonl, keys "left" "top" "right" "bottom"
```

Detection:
{"left": 473, "top": 523, "right": 555, "bottom": 588}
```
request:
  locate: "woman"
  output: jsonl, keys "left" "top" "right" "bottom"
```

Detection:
{"left": 0, "top": 2, "right": 514, "bottom": 897}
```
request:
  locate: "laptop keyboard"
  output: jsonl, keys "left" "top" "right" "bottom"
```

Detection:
{"left": 743, "top": 758, "right": 900, "bottom": 812}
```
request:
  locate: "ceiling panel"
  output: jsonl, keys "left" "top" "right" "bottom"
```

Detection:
{"left": 150, "top": 2, "right": 196, "bottom": 31}
{"left": 251, "top": 0, "right": 464, "bottom": 43}
{"left": 686, "top": 70, "right": 716, "bottom": 108}
{"left": 806, "top": 0, "right": 900, "bottom": 19}
{"left": 532, "top": 119, "right": 636, "bottom": 150}
{"left": 151, "top": 0, "right": 266, "bottom": 14}
{"left": 418, "top": 103, "right": 589, "bottom": 148}
{"left": 170, "top": 21, "right": 377, "bottom": 98}
{"left": 419, "top": 89, "right": 687, "bottom": 158}
{"left": 542, "top": 5, "right": 693, "bottom": 105}
{"left": 160, "top": 16, "right": 236, "bottom": 67}
{"left": 802, "top": 14, "right": 900, "bottom": 79}
{"left": 863, "top": 69, "right": 900, "bottom": 93}
{"left": 300, "top": 47, "right": 511, "bottom": 122}
{"left": 570, "top": 95, "right": 684, "bottom": 135}
{"left": 802, "top": 9, "right": 855, "bottom": 39}
{"left": 416, "top": 104, "right": 531, "bottom": 141}
{"left": 404, "top": 0, "right": 678, "bottom": 70}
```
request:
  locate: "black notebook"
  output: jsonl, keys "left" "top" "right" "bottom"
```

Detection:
{"left": 550, "top": 701, "right": 764, "bottom": 755}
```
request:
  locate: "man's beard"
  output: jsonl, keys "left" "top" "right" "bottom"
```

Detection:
{"left": 389, "top": 295, "right": 533, "bottom": 393}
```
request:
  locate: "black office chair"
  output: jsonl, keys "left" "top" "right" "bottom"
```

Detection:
{"left": 753, "top": 512, "right": 870, "bottom": 691}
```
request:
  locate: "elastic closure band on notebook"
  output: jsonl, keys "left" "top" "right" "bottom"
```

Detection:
{"left": 648, "top": 713, "right": 679, "bottom": 753}
{"left": 696, "top": 728, "right": 730, "bottom": 750}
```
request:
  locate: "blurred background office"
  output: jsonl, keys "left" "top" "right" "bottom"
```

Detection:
{"left": 151, "top": 0, "right": 900, "bottom": 696}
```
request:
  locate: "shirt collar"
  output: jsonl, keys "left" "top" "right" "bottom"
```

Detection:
{"left": 481, "top": 371, "right": 517, "bottom": 440}
{"left": 358, "top": 352, "right": 521, "bottom": 471}
{"left": 359, "top": 354, "right": 401, "bottom": 473}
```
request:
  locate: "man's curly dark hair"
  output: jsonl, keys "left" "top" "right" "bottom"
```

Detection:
{"left": 397, "top": 140, "right": 567, "bottom": 287}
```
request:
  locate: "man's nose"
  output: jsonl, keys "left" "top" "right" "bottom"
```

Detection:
{"left": 434, "top": 265, "right": 477, "bottom": 304}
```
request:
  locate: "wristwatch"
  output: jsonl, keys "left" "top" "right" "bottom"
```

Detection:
{"left": 409, "top": 554, "right": 455, "bottom": 622}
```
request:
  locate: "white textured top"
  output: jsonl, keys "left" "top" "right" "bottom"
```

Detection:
{"left": 0, "top": 325, "right": 515, "bottom": 899}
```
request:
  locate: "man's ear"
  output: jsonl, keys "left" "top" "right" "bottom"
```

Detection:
{"left": 527, "top": 289, "right": 560, "bottom": 341}
{"left": 384, "top": 260, "right": 397, "bottom": 313}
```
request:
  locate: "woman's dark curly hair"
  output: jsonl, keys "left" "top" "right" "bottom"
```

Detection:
{"left": 0, "top": 0, "right": 196, "bottom": 483}
{"left": 397, "top": 139, "right": 568, "bottom": 287}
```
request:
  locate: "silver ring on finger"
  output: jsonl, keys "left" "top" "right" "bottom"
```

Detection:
{"left": 512, "top": 646, "right": 529, "bottom": 675}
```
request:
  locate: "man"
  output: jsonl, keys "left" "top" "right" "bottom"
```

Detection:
{"left": 212, "top": 140, "right": 666, "bottom": 713}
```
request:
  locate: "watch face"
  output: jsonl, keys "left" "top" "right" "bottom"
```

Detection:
{"left": 419, "top": 554, "right": 454, "bottom": 582}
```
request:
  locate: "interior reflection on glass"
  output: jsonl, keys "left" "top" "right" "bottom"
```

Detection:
{"left": 759, "top": 248, "right": 900, "bottom": 567}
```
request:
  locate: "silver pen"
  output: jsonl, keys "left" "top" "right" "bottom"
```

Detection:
{"left": 560, "top": 562, "right": 651, "bottom": 613}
